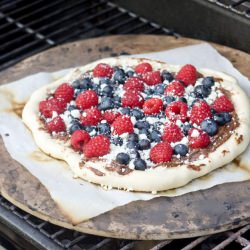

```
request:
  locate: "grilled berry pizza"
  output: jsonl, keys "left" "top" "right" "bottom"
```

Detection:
{"left": 22, "top": 57, "right": 250, "bottom": 192}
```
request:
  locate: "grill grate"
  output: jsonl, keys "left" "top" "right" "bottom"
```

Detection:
{"left": 207, "top": 0, "right": 250, "bottom": 18}
{"left": 0, "top": 0, "right": 178, "bottom": 71}
{"left": 0, "top": 195, "right": 250, "bottom": 250}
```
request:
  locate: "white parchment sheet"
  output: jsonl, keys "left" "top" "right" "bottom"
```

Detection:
{"left": 0, "top": 43, "right": 250, "bottom": 224}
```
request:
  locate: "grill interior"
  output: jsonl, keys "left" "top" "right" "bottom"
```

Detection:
{"left": 0, "top": 0, "right": 250, "bottom": 249}
{"left": 0, "top": 0, "right": 177, "bottom": 71}
{"left": 1, "top": 196, "right": 250, "bottom": 250}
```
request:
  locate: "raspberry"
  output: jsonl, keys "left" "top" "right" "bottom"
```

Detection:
{"left": 54, "top": 83, "right": 74, "bottom": 103}
{"left": 188, "top": 128, "right": 210, "bottom": 149}
{"left": 83, "top": 135, "right": 110, "bottom": 158}
{"left": 71, "top": 130, "right": 90, "bottom": 151}
{"left": 190, "top": 100, "right": 212, "bottom": 125}
{"left": 80, "top": 107, "right": 103, "bottom": 126}
{"left": 211, "top": 95, "right": 234, "bottom": 113}
{"left": 39, "top": 98, "right": 66, "bottom": 118}
{"left": 176, "top": 64, "right": 197, "bottom": 86}
{"left": 103, "top": 110, "right": 121, "bottom": 124}
{"left": 165, "top": 101, "right": 188, "bottom": 122}
{"left": 142, "top": 71, "right": 162, "bottom": 86}
{"left": 164, "top": 81, "right": 185, "bottom": 97}
{"left": 112, "top": 115, "right": 134, "bottom": 135}
{"left": 76, "top": 90, "right": 98, "bottom": 110}
{"left": 93, "top": 63, "right": 113, "bottom": 78}
{"left": 123, "top": 77, "right": 145, "bottom": 92}
{"left": 134, "top": 62, "right": 153, "bottom": 74}
{"left": 150, "top": 142, "right": 173, "bottom": 163}
{"left": 143, "top": 98, "right": 163, "bottom": 115}
{"left": 47, "top": 116, "right": 66, "bottom": 132}
{"left": 121, "top": 91, "right": 144, "bottom": 108}
{"left": 162, "top": 123, "right": 184, "bottom": 143}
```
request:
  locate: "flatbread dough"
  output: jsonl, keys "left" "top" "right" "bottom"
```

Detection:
{"left": 22, "top": 57, "right": 250, "bottom": 192}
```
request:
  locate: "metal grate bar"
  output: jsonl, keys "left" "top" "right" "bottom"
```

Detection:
{"left": 0, "top": 0, "right": 25, "bottom": 12}
{"left": 181, "top": 236, "right": 210, "bottom": 250}
{"left": 118, "top": 22, "right": 150, "bottom": 34}
{"left": 120, "top": 241, "right": 139, "bottom": 250}
{"left": 64, "top": 234, "right": 88, "bottom": 248}
{"left": 150, "top": 240, "right": 173, "bottom": 250}
{"left": 87, "top": 238, "right": 113, "bottom": 250}
{"left": 212, "top": 225, "right": 250, "bottom": 250}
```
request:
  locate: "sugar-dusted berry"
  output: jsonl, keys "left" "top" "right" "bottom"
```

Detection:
{"left": 54, "top": 83, "right": 74, "bottom": 103}
{"left": 71, "top": 130, "right": 90, "bottom": 151}
{"left": 143, "top": 98, "right": 163, "bottom": 115}
{"left": 93, "top": 63, "right": 113, "bottom": 78}
{"left": 164, "top": 81, "right": 185, "bottom": 97}
{"left": 176, "top": 64, "right": 197, "bottom": 86}
{"left": 47, "top": 116, "right": 66, "bottom": 132}
{"left": 211, "top": 95, "right": 234, "bottom": 113}
{"left": 39, "top": 98, "right": 66, "bottom": 118}
{"left": 165, "top": 101, "right": 188, "bottom": 122}
{"left": 83, "top": 135, "right": 110, "bottom": 158}
{"left": 150, "top": 142, "right": 173, "bottom": 163}
{"left": 123, "top": 77, "right": 145, "bottom": 92}
{"left": 76, "top": 90, "right": 98, "bottom": 110}
{"left": 103, "top": 110, "right": 121, "bottom": 124}
{"left": 135, "top": 62, "right": 153, "bottom": 74}
{"left": 162, "top": 123, "right": 184, "bottom": 143}
{"left": 142, "top": 71, "right": 162, "bottom": 86}
{"left": 190, "top": 100, "right": 212, "bottom": 125}
{"left": 112, "top": 115, "right": 134, "bottom": 135}
{"left": 188, "top": 128, "right": 210, "bottom": 148}
{"left": 80, "top": 107, "right": 103, "bottom": 126}
{"left": 121, "top": 91, "right": 144, "bottom": 108}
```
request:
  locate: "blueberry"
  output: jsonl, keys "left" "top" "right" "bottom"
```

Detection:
{"left": 85, "top": 126, "right": 96, "bottom": 134}
{"left": 101, "top": 85, "right": 113, "bottom": 97}
{"left": 97, "top": 123, "right": 111, "bottom": 135}
{"left": 131, "top": 109, "right": 145, "bottom": 120}
{"left": 211, "top": 108, "right": 217, "bottom": 114}
{"left": 163, "top": 96, "right": 175, "bottom": 104}
{"left": 67, "top": 105, "right": 77, "bottom": 111}
{"left": 192, "top": 86, "right": 204, "bottom": 98}
{"left": 126, "top": 141, "right": 139, "bottom": 150}
{"left": 111, "top": 137, "right": 123, "bottom": 146}
{"left": 214, "top": 112, "right": 232, "bottom": 125}
{"left": 91, "top": 83, "right": 99, "bottom": 92}
{"left": 190, "top": 99, "right": 199, "bottom": 107}
{"left": 99, "top": 78, "right": 112, "bottom": 85}
{"left": 71, "top": 79, "right": 81, "bottom": 89}
{"left": 139, "top": 128, "right": 150, "bottom": 136}
{"left": 74, "top": 89, "right": 83, "bottom": 97}
{"left": 134, "top": 158, "right": 147, "bottom": 171}
{"left": 99, "top": 98, "right": 114, "bottom": 111}
{"left": 79, "top": 78, "right": 92, "bottom": 89}
{"left": 114, "top": 69, "right": 126, "bottom": 84}
{"left": 154, "top": 84, "right": 165, "bottom": 95}
{"left": 178, "top": 97, "right": 187, "bottom": 103}
{"left": 116, "top": 153, "right": 130, "bottom": 165}
{"left": 128, "top": 133, "right": 139, "bottom": 142}
{"left": 162, "top": 70, "right": 174, "bottom": 82}
{"left": 182, "top": 123, "right": 193, "bottom": 136}
{"left": 153, "top": 121, "right": 164, "bottom": 130}
{"left": 202, "top": 77, "right": 214, "bottom": 88}
{"left": 174, "top": 144, "right": 188, "bottom": 156}
{"left": 150, "top": 130, "right": 161, "bottom": 142}
{"left": 201, "top": 119, "right": 218, "bottom": 136}
{"left": 129, "top": 150, "right": 140, "bottom": 159}
{"left": 120, "top": 107, "right": 131, "bottom": 115}
{"left": 138, "top": 139, "right": 151, "bottom": 150}
{"left": 69, "top": 122, "right": 82, "bottom": 134}
{"left": 144, "top": 88, "right": 154, "bottom": 96}
{"left": 113, "top": 96, "right": 121, "bottom": 104}
{"left": 135, "top": 121, "right": 150, "bottom": 130}
{"left": 126, "top": 70, "right": 134, "bottom": 77}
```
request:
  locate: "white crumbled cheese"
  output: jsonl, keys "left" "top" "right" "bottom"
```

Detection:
{"left": 176, "top": 119, "right": 183, "bottom": 127}
{"left": 51, "top": 111, "right": 58, "bottom": 119}
{"left": 191, "top": 129, "right": 200, "bottom": 138}
{"left": 139, "top": 134, "right": 148, "bottom": 140}
{"left": 185, "top": 85, "right": 194, "bottom": 94}
{"left": 179, "top": 136, "right": 188, "bottom": 145}
{"left": 82, "top": 112, "right": 87, "bottom": 117}
{"left": 70, "top": 109, "right": 80, "bottom": 119}
{"left": 199, "top": 155, "right": 205, "bottom": 160}
{"left": 93, "top": 77, "right": 100, "bottom": 84}
{"left": 70, "top": 100, "right": 76, "bottom": 106}
{"left": 131, "top": 116, "right": 137, "bottom": 125}
{"left": 120, "top": 132, "right": 129, "bottom": 139}
{"left": 89, "top": 130, "right": 96, "bottom": 136}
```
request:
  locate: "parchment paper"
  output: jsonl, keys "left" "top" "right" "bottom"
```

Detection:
{"left": 0, "top": 43, "right": 250, "bottom": 224}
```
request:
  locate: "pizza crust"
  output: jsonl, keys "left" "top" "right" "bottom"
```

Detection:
{"left": 22, "top": 57, "right": 250, "bottom": 192}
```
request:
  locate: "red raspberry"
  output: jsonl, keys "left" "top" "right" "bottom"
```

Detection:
{"left": 39, "top": 98, "right": 66, "bottom": 118}
{"left": 165, "top": 101, "right": 188, "bottom": 122}
{"left": 162, "top": 123, "right": 184, "bottom": 143}
{"left": 103, "top": 110, "right": 121, "bottom": 124}
{"left": 176, "top": 64, "right": 197, "bottom": 86}
{"left": 190, "top": 100, "right": 212, "bottom": 125}
{"left": 112, "top": 115, "right": 134, "bottom": 135}
{"left": 123, "top": 77, "right": 145, "bottom": 92}
{"left": 47, "top": 116, "right": 66, "bottom": 132}
{"left": 93, "top": 63, "right": 113, "bottom": 78}
{"left": 142, "top": 71, "right": 162, "bottom": 86}
{"left": 134, "top": 62, "right": 153, "bottom": 74}
{"left": 121, "top": 91, "right": 144, "bottom": 108}
{"left": 71, "top": 130, "right": 90, "bottom": 151}
{"left": 83, "top": 135, "right": 110, "bottom": 158}
{"left": 188, "top": 128, "right": 210, "bottom": 149}
{"left": 211, "top": 95, "right": 234, "bottom": 113}
{"left": 150, "top": 142, "right": 173, "bottom": 163}
{"left": 76, "top": 90, "right": 98, "bottom": 110}
{"left": 54, "top": 83, "right": 74, "bottom": 103}
{"left": 143, "top": 98, "right": 163, "bottom": 115}
{"left": 164, "top": 81, "right": 185, "bottom": 97}
{"left": 80, "top": 107, "right": 103, "bottom": 126}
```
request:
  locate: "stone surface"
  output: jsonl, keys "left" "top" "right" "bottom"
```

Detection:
{"left": 0, "top": 35, "right": 250, "bottom": 240}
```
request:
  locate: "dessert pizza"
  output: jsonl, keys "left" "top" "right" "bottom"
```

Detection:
{"left": 22, "top": 57, "right": 250, "bottom": 192}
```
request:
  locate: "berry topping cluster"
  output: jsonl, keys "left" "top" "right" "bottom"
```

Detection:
{"left": 39, "top": 61, "right": 235, "bottom": 171}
